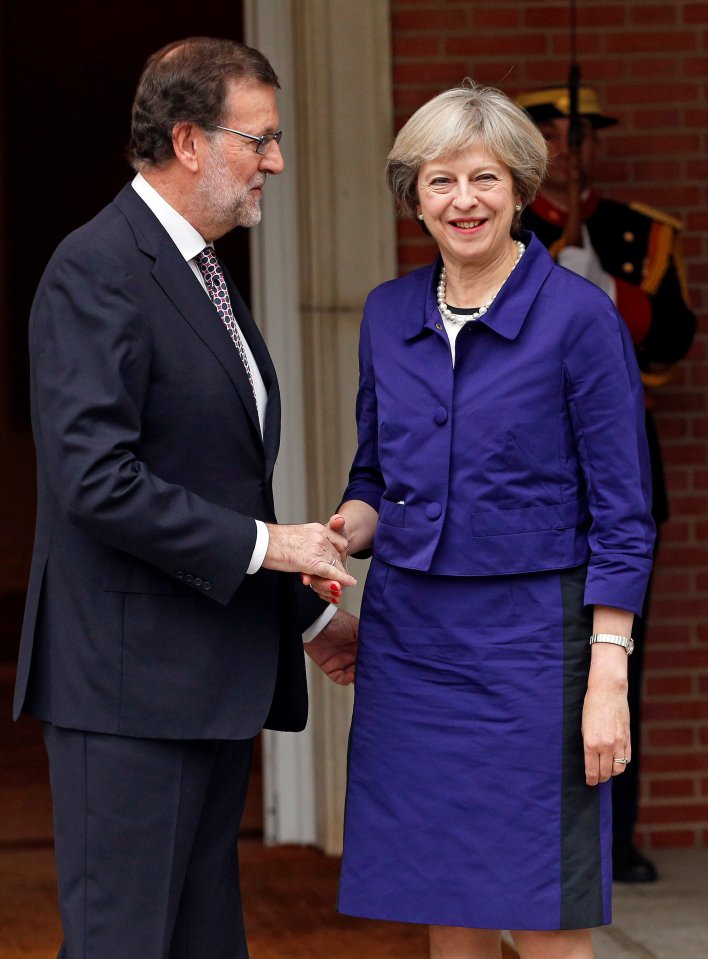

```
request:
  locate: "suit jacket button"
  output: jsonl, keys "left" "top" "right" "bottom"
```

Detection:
{"left": 434, "top": 407, "right": 448, "bottom": 425}
{"left": 623, "top": 231, "right": 635, "bottom": 243}
{"left": 184, "top": 574, "right": 194, "bottom": 583}
{"left": 622, "top": 261, "right": 635, "bottom": 274}
{"left": 194, "top": 577, "right": 203, "bottom": 587}
{"left": 203, "top": 581, "right": 213, "bottom": 591}
{"left": 426, "top": 502, "right": 442, "bottom": 520}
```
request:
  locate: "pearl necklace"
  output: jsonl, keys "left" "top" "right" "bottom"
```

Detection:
{"left": 437, "top": 240, "right": 526, "bottom": 325}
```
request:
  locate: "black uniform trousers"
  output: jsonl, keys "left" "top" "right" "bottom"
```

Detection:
{"left": 611, "top": 534, "right": 660, "bottom": 843}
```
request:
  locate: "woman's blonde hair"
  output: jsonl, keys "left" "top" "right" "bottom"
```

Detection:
{"left": 386, "top": 79, "right": 548, "bottom": 232}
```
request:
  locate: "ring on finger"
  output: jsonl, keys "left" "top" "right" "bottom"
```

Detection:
{"left": 613, "top": 757, "right": 630, "bottom": 765}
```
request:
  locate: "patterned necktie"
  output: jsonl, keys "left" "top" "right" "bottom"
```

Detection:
{"left": 196, "top": 247, "right": 257, "bottom": 401}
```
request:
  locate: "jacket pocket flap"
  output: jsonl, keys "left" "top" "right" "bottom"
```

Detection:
{"left": 470, "top": 499, "right": 588, "bottom": 537}
{"left": 378, "top": 497, "right": 406, "bottom": 528}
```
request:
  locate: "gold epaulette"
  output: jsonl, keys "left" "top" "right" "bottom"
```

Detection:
{"left": 629, "top": 202, "right": 683, "bottom": 232}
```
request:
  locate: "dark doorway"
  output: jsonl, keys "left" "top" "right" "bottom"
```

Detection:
{"left": 0, "top": 0, "right": 263, "bottom": 839}
{"left": 0, "top": 0, "right": 249, "bottom": 427}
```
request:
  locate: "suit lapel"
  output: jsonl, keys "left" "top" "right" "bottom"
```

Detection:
{"left": 223, "top": 264, "right": 281, "bottom": 474}
{"left": 114, "top": 185, "right": 264, "bottom": 442}
{"left": 153, "top": 247, "right": 264, "bottom": 439}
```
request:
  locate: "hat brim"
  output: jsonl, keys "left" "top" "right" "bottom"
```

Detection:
{"left": 523, "top": 104, "right": 618, "bottom": 129}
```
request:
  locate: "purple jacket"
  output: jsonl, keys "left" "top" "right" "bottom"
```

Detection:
{"left": 342, "top": 232, "right": 655, "bottom": 615}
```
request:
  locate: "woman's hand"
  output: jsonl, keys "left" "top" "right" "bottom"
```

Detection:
{"left": 582, "top": 605, "right": 633, "bottom": 786}
{"left": 582, "top": 669, "right": 630, "bottom": 786}
{"left": 302, "top": 514, "right": 349, "bottom": 605}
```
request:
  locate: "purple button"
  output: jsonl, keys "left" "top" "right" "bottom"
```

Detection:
{"left": 434, "top": 407, "right": 448, "bottom": 425}
{"left": 426, "top": 502, "right": 442, "bottom": 520}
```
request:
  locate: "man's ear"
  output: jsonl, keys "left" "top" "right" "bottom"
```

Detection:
{"left": 171, "top": 122, "right": 202, "bottom": 173}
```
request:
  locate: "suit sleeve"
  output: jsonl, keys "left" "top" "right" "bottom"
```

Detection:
{"left": 30, "top": 244, "right": 257, "bottom": 607}
{"left": 563, "top": 292, "right": 656, "bottom": 615}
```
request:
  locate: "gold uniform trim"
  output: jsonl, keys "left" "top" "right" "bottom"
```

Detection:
{"left": 630, "top": 201, "right": 683, "bottom": 232}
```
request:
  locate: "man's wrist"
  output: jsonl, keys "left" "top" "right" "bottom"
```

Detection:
{"left": 303, "top": 603, "right": 337, "bottom": 644}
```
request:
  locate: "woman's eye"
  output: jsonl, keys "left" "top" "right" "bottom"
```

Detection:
{"left": 430, "top": 177, "right": 451, "bottom": 186}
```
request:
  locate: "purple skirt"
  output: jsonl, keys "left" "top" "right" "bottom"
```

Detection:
{"left": 338, "top": 560, "right": 612, "bottom": 930}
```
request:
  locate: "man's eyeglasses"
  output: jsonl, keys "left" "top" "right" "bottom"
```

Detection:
{"left": 215, "top": 125, "right": 283, "bottom": 155}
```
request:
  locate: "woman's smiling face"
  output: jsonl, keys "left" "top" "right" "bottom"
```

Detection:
{"left": 417, "top": 142, "right": 520, "bottom": 272}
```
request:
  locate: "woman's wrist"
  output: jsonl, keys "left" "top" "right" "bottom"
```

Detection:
{"left": 338, "top": 500, "right": 378, "bottom": 555}
{"left": 587, "top": 641, "right": 629, "bottom": 691}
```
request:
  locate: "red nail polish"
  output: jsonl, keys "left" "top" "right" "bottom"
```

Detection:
{"left": 330, "top": 583, "right": 341, "bottom": 593}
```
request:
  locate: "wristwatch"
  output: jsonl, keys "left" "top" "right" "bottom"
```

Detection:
{"left": 589, "top": 633, "right": 634, "bottom": 655}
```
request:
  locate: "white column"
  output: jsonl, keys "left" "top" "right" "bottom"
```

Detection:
{"left": 247, "top": 0, "right": 397, "bottom": 853}
{"left": 292, "top": 0, "right": 397, "bottom": 854}
{"left": 245, "top": 0, "right": 317, "bottom": 846}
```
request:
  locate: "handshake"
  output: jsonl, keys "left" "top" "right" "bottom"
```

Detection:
{"left": 264, "top": 514, "right": 355, "bottom": 600}
{"left": 300, "top": 514, "right": 352, "bottom": 605}
{"left": 264, "top": 513, "right": 359, "bottom": 687}
{"left": 264, "top": 502, "right": 377, "bottom": 685}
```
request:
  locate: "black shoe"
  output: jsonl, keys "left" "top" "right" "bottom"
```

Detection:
{"left": 612, "top": 841, "right": 658, "bottom": 883}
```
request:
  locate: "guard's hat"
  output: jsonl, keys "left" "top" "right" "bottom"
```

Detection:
{"left": 515, "top": 86, "right": 618, "bottom": 129}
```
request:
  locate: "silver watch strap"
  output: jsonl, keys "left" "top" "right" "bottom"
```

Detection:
{"left": 589, "top": 632, "right": 634, "bottom": 655}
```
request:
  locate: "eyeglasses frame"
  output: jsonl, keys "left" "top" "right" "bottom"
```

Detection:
{"left": 214, "top": 125, "right": 283, "bottom": 155}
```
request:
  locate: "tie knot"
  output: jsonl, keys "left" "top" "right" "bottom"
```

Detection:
{"left": 197, "top": 245, "right": 217, "bottom": 270}
{"left": 196, "top": 247, "right": 226, "bottom": 291}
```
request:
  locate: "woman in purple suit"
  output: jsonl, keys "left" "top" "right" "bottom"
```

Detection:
{"left": 307, "top": 82, "right": 654, "bottom": 959}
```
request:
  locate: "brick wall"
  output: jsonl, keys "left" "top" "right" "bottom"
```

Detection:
{"left": 391, "top": 0, "right": 708, "bottom": 848}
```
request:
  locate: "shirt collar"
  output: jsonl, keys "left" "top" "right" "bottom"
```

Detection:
{"left": 131, "top": 173, "right": 207, "bottom": 261}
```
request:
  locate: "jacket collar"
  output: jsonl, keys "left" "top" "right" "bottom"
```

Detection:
{"left": 404, "top": 231, "right": 555, "bottom": 343}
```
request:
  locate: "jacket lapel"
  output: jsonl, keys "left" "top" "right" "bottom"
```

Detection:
{"left": 114, "top": 185, "right": 264, "bottom": 443}
{"left": 223, "top": 264, "right": 281, "bottom": 475}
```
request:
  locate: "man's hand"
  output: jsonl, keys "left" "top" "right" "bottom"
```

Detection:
{"left": 305, "top": 609, "right": 358, "bottom": 686}
{"left": 264, "top": 522, "right": 356, "bottom": 588}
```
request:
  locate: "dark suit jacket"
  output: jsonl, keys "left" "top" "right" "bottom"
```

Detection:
{"left": 14, "top": 183, "right": 323, "bottom": 739}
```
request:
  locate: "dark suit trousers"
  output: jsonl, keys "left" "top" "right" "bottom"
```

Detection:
{"left": 43, "top": 724, "right": 253, "bottom": 959}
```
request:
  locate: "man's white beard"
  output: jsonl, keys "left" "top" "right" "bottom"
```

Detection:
{"left": 199, "top": 143, "right": 264, "bottom": 231}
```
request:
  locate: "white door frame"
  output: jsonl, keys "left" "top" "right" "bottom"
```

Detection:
{"left": 246, "top": 0, "right": 396, "bottom": 849}
{"left": 245, "top": 0, "right": 318, "bottom": 846}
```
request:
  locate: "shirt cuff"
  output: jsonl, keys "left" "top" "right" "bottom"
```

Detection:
{"left": 302, "top": 602, "right": 338, "bottom": 644}
{"left": 246, "top": 520, "right": 269, "bottom": 574}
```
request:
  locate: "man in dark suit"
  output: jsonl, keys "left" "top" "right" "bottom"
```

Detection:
{"left": 14, "top": 37, "right": 357, "bottom": 958}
